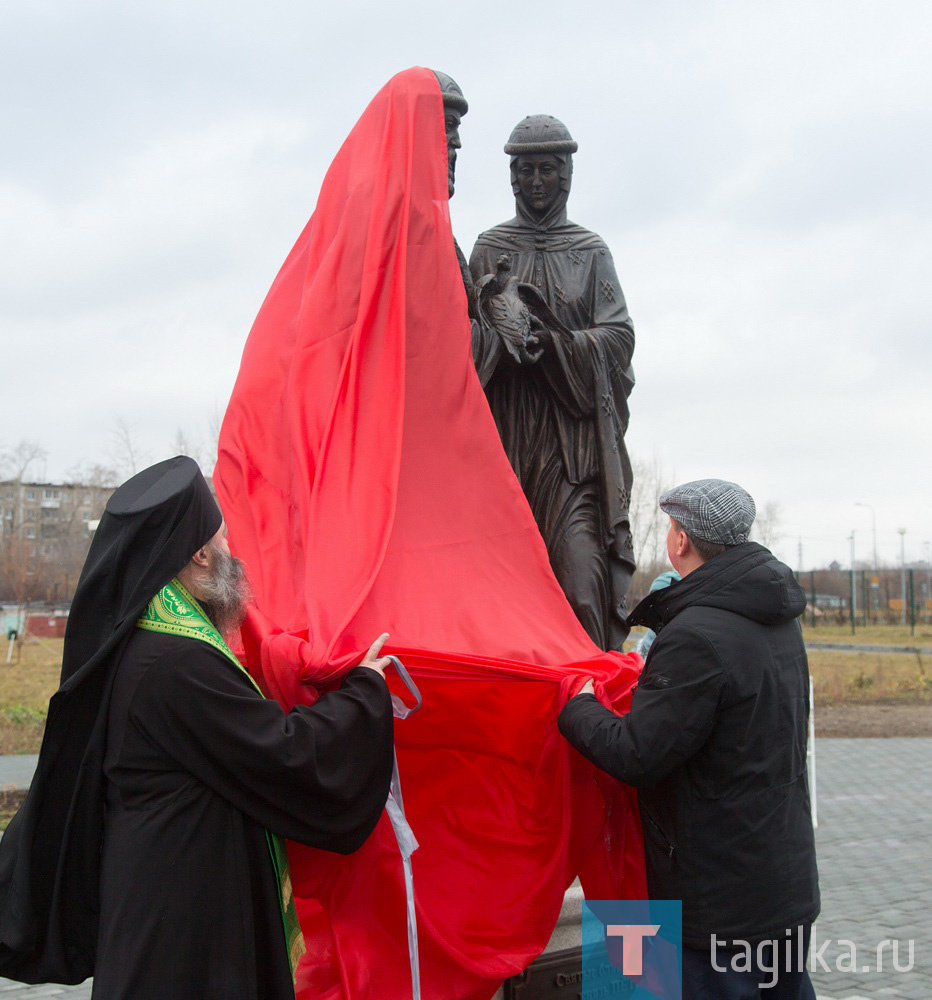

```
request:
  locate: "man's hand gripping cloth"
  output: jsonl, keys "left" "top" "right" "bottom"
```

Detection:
{"left": 215, "top": 66, "right": 646, "bottom": 1000}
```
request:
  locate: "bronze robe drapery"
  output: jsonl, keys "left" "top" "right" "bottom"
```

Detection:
{"left": 470, "top": 211, "right": 635, "bottom": 649}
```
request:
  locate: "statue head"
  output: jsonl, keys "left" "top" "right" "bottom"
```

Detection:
{"left": 504, "top": 115, "right": 577, "bottom": 221}
{"left": 433, "top": 71, "right": 468, "bottom": 198}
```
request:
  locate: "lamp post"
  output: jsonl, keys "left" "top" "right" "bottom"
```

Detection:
{"left": 898, "top": 528, "right": 907, "bottom": 625}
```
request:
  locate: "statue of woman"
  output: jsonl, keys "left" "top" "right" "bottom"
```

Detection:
{"left": 469, "top": 115, "right": 636, "bottom": 650}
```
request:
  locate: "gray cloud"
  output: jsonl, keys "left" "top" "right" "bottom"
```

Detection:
{"left": 2, "top": 0, "right": 930, "bottom": 570}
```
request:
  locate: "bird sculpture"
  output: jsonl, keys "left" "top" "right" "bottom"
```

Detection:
{"left": 476, "top": 254, "right": 541, "bottom": 364}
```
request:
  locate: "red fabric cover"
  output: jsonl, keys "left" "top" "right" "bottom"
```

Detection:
{"left": 216, "top": 66, "right": 646, "bottom": 1000}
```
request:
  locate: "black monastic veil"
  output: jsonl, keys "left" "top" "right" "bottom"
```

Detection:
{"left": 0, "top": 457, "right": 394, "bottom": 1000}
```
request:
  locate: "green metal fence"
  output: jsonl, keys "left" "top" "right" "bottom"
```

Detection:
{"left": 795, "top": 568, "right": 930, "bottom": 636}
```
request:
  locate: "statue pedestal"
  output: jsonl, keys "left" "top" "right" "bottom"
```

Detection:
{"left": 493, "top": 883, "right": 583, "bottom": 999}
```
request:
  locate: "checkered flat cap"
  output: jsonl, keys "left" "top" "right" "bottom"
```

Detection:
{"left": 659, "top": 479, "right": 756, "bottom": 546}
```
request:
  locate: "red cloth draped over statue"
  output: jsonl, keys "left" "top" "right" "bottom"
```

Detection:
{"left": 216, "top": 67, "right": 646, "bottom": 1000}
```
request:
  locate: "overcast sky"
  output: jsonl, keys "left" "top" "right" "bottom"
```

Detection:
{"left": 2, "top": 0, "right": 930, "bottom": 571}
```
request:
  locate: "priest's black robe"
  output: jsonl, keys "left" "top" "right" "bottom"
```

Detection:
{"left": 91, "top": 628, "right": 393, "bottom": 1000}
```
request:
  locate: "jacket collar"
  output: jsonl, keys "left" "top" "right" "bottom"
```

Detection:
{"left": 627, "top": 542, "right": 804, "bottom": 634}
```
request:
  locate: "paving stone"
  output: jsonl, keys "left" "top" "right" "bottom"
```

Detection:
{"left": 0, "top": 739, "right": 930, "bottom": 996}
{"left": 808, "top": 739, "right": 932, "bottom": 999}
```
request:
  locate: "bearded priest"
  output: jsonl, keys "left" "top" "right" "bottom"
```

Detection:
{"left": 0, "top": 456, "right": 395, "bottom": 1000}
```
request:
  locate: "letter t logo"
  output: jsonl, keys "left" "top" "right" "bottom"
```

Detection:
{"left": 607, "top": 924, "right": 661, "bottom": 976}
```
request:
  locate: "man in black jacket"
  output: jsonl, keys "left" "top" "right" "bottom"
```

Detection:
{"left": 559, "top": 479, "right": 819, "bottom": 999}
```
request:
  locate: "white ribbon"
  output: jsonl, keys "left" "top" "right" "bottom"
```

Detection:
{"left": 384, "top": 656, "right": 422, "bottom": 1000}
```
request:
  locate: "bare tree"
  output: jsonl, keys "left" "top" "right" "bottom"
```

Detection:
{"left": 170, "top": 428, "right": 200, "bottom": 463}
{"left": 753, "top": 500, "right": 783, "bottom": 550}
{"left": 110, "top": 418, "right": 148, "bottom": 479}
{"left": 0, "top": 532, "right": 50, "bottom": 605}
{"left": 626, "top": 455, "right": 677, "bottom": 607}
{"left": 66, "top": 461, "right": 119, "bottom": 489}
{"left": 204, "top": 402, "right": 224, "bottom": 477}
{"left": 0, "top": 440, "right": 47, "bottom": 482}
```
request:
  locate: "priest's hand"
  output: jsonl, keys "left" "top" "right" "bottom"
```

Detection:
{"left": 577, "top": 678, "right": 595, "bottom": 697}
{"left": 358, "top": 633, "right": 392, "bottom": 677}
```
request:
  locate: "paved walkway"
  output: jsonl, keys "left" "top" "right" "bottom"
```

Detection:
{"left": 0, "top": 739, "right": 929, "bottom": 998}
{"left": 806, "top": 738, "right": 931, "bottom": 999}
{"left": 0, "top": 755, "right": 38, "bottom": 791}
{"left": 806, "top": 642, "right": 932, "bottom": 656}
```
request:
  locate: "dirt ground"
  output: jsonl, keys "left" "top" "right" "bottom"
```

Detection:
{"left": 814, "top": 700, "right": 932, "bottom": 737}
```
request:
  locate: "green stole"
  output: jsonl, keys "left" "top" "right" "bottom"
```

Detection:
{"left": 136, "top": 578, "right": 307, "bottom": 979}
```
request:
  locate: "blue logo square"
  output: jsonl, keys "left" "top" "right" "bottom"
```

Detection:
{"left": 582, "top": 899, "right": 682, "bottom": 1000}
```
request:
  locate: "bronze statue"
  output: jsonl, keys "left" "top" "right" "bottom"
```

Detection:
{"left": 469, "top": 115, "right": 636, "bottom": 649}
{"left": 433, "top": 70, "right": 467, "bottom": 198}
{"left": 432, "top": 70, "right": 478, "bottom": 313}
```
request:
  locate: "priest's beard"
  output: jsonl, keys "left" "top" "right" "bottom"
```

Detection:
{"left": 197, "top": 543, "right": 252, "bottom": 638}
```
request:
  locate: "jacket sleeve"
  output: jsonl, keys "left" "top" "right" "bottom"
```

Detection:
{"left": 558, "top": 626, "right": 724, "bottom": 788}
{"left": 128, "top": 647, "right": 394, "bottom": 852}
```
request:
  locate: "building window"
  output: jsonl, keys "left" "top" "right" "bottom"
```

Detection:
{"left": 26, "top": 509, "right": 37, "bottom": 520}
{"left": 26, "top": 527, "right": 36, "bottom": 539}
{"left": 82, "top": 511, "right": 90, "bottom": 522}
{"left": 26, "top": 489, "right": 36, "bottom": 501}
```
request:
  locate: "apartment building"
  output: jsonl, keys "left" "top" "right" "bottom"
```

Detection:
{"left": 0, "top": 479, "right": 116, "bottom": 600}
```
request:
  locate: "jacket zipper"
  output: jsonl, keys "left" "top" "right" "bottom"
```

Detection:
{"left": 645, "top": 813, "right": 675, "bottom": 864}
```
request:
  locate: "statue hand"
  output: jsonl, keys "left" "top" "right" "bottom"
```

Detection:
{"left": 533, "top": 325, "right": 553, "bottom": 348}
{"left": 517, "top": 338, "right": 545, "bottom": 364}
{"left": 519, "top": 324, "right": 552, "bottom": 364}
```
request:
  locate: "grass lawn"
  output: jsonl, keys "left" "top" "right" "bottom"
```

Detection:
{"left": 0, "top": 637, "right": 62, "bottom": 754}
{"left": 801, "top": 622, "right": 932, "bottom": 646}
{"left": 627, "top": 624, "right": 929, "bottom": 705}
{"left": 0, "top": 627, "right": 928, "bottom": 755}
{"left": 798, "top": 624, "right": 930, "bottom": 703}
{"left": 807, "top": 649, "right": 929, "bottom": 703}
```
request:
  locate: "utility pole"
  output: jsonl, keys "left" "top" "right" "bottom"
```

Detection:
{"left": 797, "top": 538, "right": 803, "bottom": 573}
